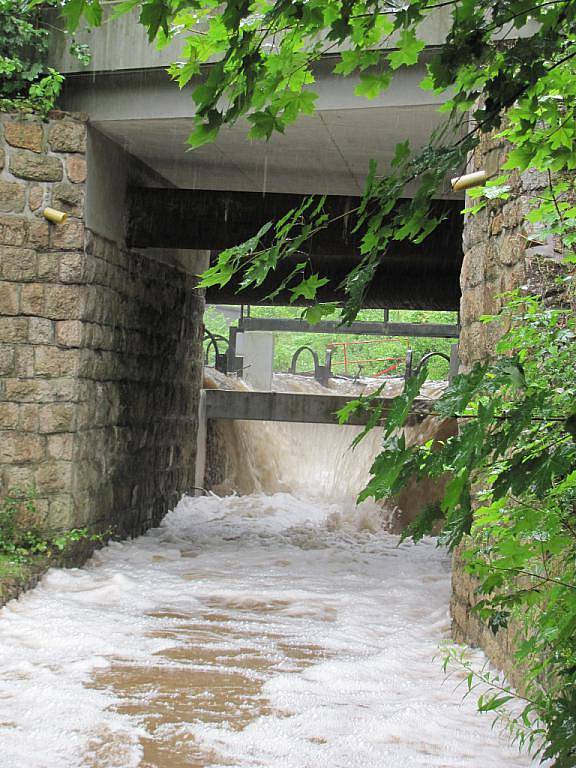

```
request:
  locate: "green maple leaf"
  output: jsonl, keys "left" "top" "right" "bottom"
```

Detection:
{"left": 301, "top": 303, "right": 338, "bottom": 324}
{"left": 388, "top": 29, "right": 425, "bottom": 70}
{"left": 355, "top": 70, "right": 392, "bottom": 99}
{"left": 289, "top": 274, "right": 329, "bottom": 302}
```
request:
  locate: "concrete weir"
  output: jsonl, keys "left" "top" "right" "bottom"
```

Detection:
{"left": 203, "top": 388, "right": 433, "bottom": 426}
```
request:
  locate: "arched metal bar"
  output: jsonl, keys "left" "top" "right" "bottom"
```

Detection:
{"left": 414, "top": 351, "right": 450, "bottom": 376}
{"left": 404, "top": 349, "right": 414, "bottom": 382}
{"left": 289, "top": 346, "right": 320, "bottom": 375}
{"left": 203, "top": 330, "right": 229, "bottom": 366}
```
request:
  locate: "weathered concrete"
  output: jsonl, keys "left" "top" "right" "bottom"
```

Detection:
{"left": 44, "top": 5, "right": 464, "bottom": 200}
{"left": 241, "top": 332, "right": 274, "bottom": 392}
{"left": 47, "top": 7, "right": 454, "bottom": 75}
{"left": 204, "top": 388, "right": 433, "bottom": 425}
{"left": 237, "top": 317, "right": 460, "bottom": 338}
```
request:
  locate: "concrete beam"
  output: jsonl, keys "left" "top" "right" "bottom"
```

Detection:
{"left": 128, "top": 188, "right": 463, "bottom": 310}
{"left": 47, "top": 9, "right": 453, "bottom": 75}
{"left": 237, "top": 317, "right": 460, "bottom": 338}
{"left": 204, "top": 388, "right": 432, "bottom": 425}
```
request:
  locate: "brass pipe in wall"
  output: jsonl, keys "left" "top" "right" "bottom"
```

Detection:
{"left": 451, "top": 170, "right": 487, "bottom": 192}
{"left": 43, "top": 207, "right": 68, "bottom": 224}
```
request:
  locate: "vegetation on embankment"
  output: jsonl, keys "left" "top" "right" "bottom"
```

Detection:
{"left": 356, "top": 289, "right": 576, "bottom": 765}
{"left": 0, "top": 488, "right": 104, "bottom": 608}
{"left": 204, "top": 306, "right": 457, "bottom": 380}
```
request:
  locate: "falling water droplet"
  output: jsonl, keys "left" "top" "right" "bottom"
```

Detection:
{"left": 262, "top": 155, "right": 268, "bottom": 198}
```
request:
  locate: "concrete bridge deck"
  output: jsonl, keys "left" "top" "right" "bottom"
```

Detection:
{"left": 204, "top": 388, "right": 433, "bottom": 426}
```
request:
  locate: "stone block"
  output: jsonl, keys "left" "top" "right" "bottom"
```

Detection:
{"left": 521, "top": 168, "right": 548, "bottom": 192}
{"left": 0, "top": 403, "right": 19, "bottom": 429}
{"left": 28, "top": 184, "right": 45, "bottom": 212}
{"left": 20, "top": 284, "right": 45, "bottom": 316}
{"left": 499, "top": 234, "right": 525, "bottom": 267}
{"left": 0, "top": 216, "right": 26, "bottom": 246}
{"left": 0, "top": 247, "right": 36, "bottom": 281}
{"left": 47, "top": 494, "right": 75, "bottom": 529}
{"left": 59, "top": 253, "right": 86, "bottom": 283}
{"left": 43, "top": 285, "right": 84, "bottom": 319}
{"left": 4, "top": 121, "right": 43, "bottom": 152}
{"left": 0, "top": 283, "right": 20, "bottom": 315}
{"left": 484, "top": 318, "right": 507, "bottom": 355}
{"left": 48, "top": 122, "right": 86, "bottom": 153}
{"left": 19, "top": 403, "right": 39, "bottom": 432}
{"left": 35, "top": 346, "right": 79, "bottom": 377}
{"left": 51, "top": 182, "right": 84, "bottom": 219}
{"left": 3, "top": 377, "right": 77, "bottom": 403}
{"left": 39, "top": 402, "right": 77, "bottom": 434}
{"left": 28, "top": 317, "right": 54, "bottom": 344}
{"left": 501, "top": 200, "right": 524, "bottom": 229}
{"left": 0, "top": 344, "right": 15, "bottom": 375}
{"left": 459, "top": 245, "right": 485, "bottom": 291}
{"left": 37, "top": 254, "right": 59, "bottom": 281}
{"left": 490, "top": 213, "right": 503, "bottom": 235}
{"left": 10, "top": 151, "right": 63, "bottom": 182}
{"left": 458, "top": 322, "right": 486, "bottom": 368}
{"left": 500, "top": 263, "right": 526, "bottom": 293}
{"left": 56, "top": 320, "right": 83, "bottom": 347}
{"left": 35, "top": 461, "right": 73, "bottom": 493}
{"left": 28, "top": 220, "right": 50, "bottom": 249}
{"left": 0, "top": 317, "right": 28, "bottom": 343}
{"left": 0, "top": 432, "right": 45, "bottom": 463}
{"left": 47, "top": 433, "right": 74, "bottom": 461}
{"left": 460, "top": 285, "right": 488, "bottom": 328}
{"left": 462, "top": 209, "right": 489, "bottom": 251}
{"left": 51, "top": 221, "right": 84, "bottom": 251}
{"left": 2, "top": 464, "right": 35, "bottom": 490}
{"left": 450, "top": 598, "right": 469, "bottom": 636}
{"left": 15, "top": 346, "right": 35, "bottom": 377}
{"left": 0, "top": 180, "right": 26, "bottom": 213}
{"left": 66, "top": 155, "right": 87, "bottom": 184}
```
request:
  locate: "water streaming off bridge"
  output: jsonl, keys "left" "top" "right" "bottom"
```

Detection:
{"left": 0, "top": 374, "right": 538, "bottom": 767}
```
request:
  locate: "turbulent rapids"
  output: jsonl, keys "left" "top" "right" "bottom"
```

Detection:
{"left": 0, "top": 373, "right": 539, "bottom": 767}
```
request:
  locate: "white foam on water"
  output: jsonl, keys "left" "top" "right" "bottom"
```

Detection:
{"left": 0, "top": 492, "right": 540, "bottom": 767}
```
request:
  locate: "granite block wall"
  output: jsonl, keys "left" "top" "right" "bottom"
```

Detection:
{"left": 0, "top": 112, "right": 204, "bottom": 538}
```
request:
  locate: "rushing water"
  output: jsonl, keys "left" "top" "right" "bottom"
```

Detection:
{"left": 0, "top": 375, "right": 539, "bottom": 767}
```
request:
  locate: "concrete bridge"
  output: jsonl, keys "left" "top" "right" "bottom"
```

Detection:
{"left": 45, "top": 8, "right": 465, "bottom": 311}
{"left": 0, "top": 11, "right": 489, "bottom": 542}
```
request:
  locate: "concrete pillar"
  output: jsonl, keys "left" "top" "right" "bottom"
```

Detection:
{"left": 194, "top": 389, "right": 207, "bottom": 495}
{"left": 241, "top": 332, "right": 275, "bottom": 391}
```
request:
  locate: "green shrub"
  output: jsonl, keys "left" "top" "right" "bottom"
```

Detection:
{"left": 0, "top": 487, "right": 101, "bottom": 565}
{"left": 0, "top": 0, "right": 63, "bottom": 114}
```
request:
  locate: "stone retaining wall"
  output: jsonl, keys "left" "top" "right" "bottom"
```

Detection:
{"left": 459, "top": 131, "right": 567, "bottom": 370}
{"left": 454, "top": 129, "right": 570, "bottom": 676}
{"left": 0, "top": 112, "right": 204, "bottom": 538}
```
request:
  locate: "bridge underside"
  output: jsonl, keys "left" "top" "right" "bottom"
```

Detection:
{"left": 128, "top": 188, "right": 463, "bottom": 310}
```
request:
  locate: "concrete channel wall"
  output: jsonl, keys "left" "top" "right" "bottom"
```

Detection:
{"left": 0, "top": 112, "right": 204, "bottom": 539}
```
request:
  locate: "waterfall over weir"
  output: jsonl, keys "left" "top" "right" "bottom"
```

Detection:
{"left": 203, "top": 371, "right": 452, "bottom": 532}
{"left": 0, "top": 374, "right": 539, "bottom": 767}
